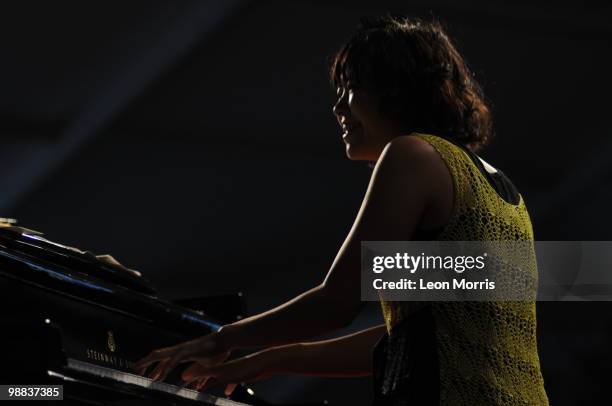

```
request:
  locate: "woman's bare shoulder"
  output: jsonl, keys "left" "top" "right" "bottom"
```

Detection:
{"left": 367, "top": 135, "right": 448, "bottom": 208}
{"left": 375, "top": 134, "right": 454, "bottom": 231}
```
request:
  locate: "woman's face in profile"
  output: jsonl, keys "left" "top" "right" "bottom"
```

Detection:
{"left": 333, "top": 84, "right": 399, "bottom": 161}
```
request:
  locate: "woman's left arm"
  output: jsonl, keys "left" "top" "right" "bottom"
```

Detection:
{"left": 182, "top": 324, "right": 388, "bottom": 393}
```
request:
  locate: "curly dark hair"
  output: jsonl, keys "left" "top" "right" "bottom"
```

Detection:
{"left": 330, "top": 15, "right": 493, "bottom": 151}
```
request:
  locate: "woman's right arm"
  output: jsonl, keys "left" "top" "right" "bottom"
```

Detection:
{"left": 182, "top": 324, "right": 388, "bottom": 393}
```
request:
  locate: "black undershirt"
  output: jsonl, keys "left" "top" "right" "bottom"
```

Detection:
{"left": 455, "top": 141, "right": 520, "bottom": 206}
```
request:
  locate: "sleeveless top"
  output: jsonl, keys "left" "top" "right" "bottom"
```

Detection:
{"left": 373, "top": 133, "right": 549, "bottom": 406}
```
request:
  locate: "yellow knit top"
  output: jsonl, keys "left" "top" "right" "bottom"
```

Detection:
{"left": 379, "top": 133, "right": 549, "bottom": 406}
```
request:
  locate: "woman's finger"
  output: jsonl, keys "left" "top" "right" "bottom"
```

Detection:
{"left": 224, "top": 383, "right": 238, "bottom": 396}
{"left": 137, "top": 344, "right": 196, "bottom": 380}
{"left": 149, "top": 358, "right": 171, "bottom": 381}
{"left": 151, "top": 352, "right": 185, "bottom": 382}
{"left": 182, "top": 362, "right": 215, "bottom": 382}
{"left": 133, "top": 346, "right": 175, "bottom": 372}
{"left": 195, "top": 378, "right": 205, "bottom": 391}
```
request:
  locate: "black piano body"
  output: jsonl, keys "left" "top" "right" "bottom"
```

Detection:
{"left": 0, "top": 226, "right": 323, "bottom": 406}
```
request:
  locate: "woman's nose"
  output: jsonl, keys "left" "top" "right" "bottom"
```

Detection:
{"left": 333, "top": 91, "right": 348, "bottom": 117}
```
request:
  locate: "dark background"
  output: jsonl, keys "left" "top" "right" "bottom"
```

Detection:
{"left": 1, "top": 0, "right": 611, "bottom": 404}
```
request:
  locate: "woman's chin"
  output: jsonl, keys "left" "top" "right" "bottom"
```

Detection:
{"left": 344, "top": 144, "right": 367, "bottom": 161}
{"left": 344, "top": 143, "right": 356, "bottom": 159}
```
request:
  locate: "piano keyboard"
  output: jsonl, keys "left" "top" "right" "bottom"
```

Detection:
{"left": 49, "top": 358, "right": 251, "bottom": 406}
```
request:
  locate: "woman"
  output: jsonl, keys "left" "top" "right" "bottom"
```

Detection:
{"left": 135, "top": 16, "right": 549, "bottom": 405}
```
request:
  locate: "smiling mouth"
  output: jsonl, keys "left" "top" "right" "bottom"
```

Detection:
{"left": 342, "top": 124, "right": 359, "bottom": 136}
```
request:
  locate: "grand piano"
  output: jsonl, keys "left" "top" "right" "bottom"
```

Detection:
{"left": 0, "top": 222, "right": 324, "bottom": 405}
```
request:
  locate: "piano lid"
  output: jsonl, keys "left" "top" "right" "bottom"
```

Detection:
{"left": 0, "top": 225, "right": 156, "bottom": 294}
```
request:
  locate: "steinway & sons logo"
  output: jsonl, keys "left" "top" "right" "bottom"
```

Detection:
{"left": 85, "top": 330, "right": 130, "bottom": 369}
{"left": 107, "top": 330, "right": 117, "bottom": 352}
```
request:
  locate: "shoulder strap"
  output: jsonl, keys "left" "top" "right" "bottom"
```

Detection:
{"left": 412, "top": 133, "right": 470, "bottom": 212}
